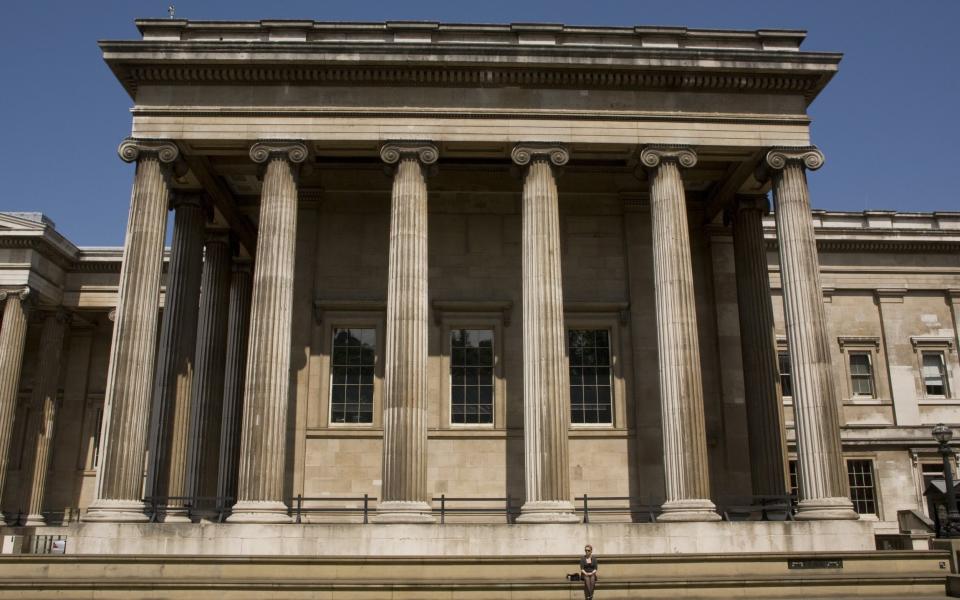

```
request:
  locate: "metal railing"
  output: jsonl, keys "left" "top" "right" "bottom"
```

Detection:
{"left": 289, "top": 494, "right": 376, "bottom": 524}
{"left": 715, "top": 495, "right": 796, "bottom": 521}
{"left": 575, "top": 495, "right": 661, "bottom": 523}
{"left": 432, "top": 495, "right": 516, "bottom": 524}
{"left": 143, "top": 496, "right": 234, "bottom": 523}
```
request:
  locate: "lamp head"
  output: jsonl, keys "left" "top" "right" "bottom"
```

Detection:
{"left": 934, "top": 423, "right": 954, "bottom": 445}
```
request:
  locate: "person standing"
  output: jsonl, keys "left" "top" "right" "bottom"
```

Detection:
{"left": 580, "top": 544, "right": 598, "bottom": 599}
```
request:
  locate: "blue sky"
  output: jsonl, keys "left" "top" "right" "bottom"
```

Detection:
{"left": 1, "top": 0, "right": 958, "bottom": 246}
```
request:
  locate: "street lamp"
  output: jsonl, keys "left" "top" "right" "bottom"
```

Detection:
{"left": 933, "top": 423, "right": 960, "bottom": 538}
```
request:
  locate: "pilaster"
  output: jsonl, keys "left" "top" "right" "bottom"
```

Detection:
{"left": 640, "top": 145, "right": 719, "bottom": 522}
{"left": 512, "top": 143, "right": 578, "bottom": 523}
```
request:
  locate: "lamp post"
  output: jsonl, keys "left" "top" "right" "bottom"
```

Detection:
{"left": 933, "top": 423, "right": 960, "bottom": 538}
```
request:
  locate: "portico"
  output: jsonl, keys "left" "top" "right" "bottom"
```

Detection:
{"left": 3, "top": 21, "right": 862, "bottom": 527}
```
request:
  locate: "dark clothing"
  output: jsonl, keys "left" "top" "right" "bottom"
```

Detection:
{"left": 580, "top": 555, "right": 598, "bottom": 573}
{"left": 580, "top": 555, "right": 598, "bottom": 599}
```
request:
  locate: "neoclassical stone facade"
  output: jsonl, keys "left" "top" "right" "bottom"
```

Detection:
{"left": 0, "top": 20, "right": 958, "bottom": 543}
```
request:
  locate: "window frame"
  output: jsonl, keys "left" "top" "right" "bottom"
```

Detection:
{"left": 911, "top": 337, "right": 956, "bottom": 403}
{"left": 836, "top": 336, "right": 885, "bottom": 404}
{"left": 315, "top": 312, "right": 385, "bottom": 430}
{"left": 448, "top": 327, "right": 497, "bottom": 427}
{"left": 776, "top": 337, "right": 793, "bottom": 406}
{"left": 327, "top": 326, "right": 379, "bottom": 427}
{"left": 567, "top": 327, "right": 615, "bottom": 426}
{"left": 565, "top": 313, "right": 626, "bottom": 430}
{"left": 437, "top": 313, "right": 505, "bottom": 430}
{"left": 845, "top": 457, "right": 881, "bottom": 519}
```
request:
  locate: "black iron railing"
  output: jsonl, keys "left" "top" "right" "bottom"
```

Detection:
{"left": 143, "top": 496, "right": 234, "bottom": 523}
{"left": 289, "top": 494, "right": 376, "bottom": 524}
{"left": 432, "top": 495, "right": 516, "bottom": 524}
{"left": 574, "top": 495, "right": 660, "bottom": 523}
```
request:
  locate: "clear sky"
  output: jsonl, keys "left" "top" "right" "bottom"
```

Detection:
{"left": 1, "top": 0, "right": 958, "bottom": 246}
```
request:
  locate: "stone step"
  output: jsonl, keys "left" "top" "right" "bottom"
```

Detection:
{"left": 0, "top": 550, "right": 949, "bottom": 599}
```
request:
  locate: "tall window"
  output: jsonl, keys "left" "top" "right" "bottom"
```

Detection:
{"left": 847, "top": 459, "right": 878, "bottom": 515}
{"left": 788, "top": 459, "right": 799, "bottom": 499}
{"left": 91, "top": 405, "right": 104, "bottom": 468}
{"left": 848, "top": 352, "right": 875, "bottom": 397}
{"left": 569, "top": 329, "right": 612, "bottom": 424}
{"left": 922, "top": 352, "right": 949, "bottom": 397}
{"left": 778, "top": 352, "right": 793, "bottom": 398}
{"left": 450, "top": 329, "right": 494, "bottom": 424}
{"left": 330, "top": 328, "right": 375, "bottom": 424}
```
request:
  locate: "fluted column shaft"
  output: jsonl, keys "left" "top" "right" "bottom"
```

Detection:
{"left": 511, "top": 144, "right": 578, "bottom": 523}
{"left": 374, "top": 142, "right": 437, "bottom": 522}
{"left": 217, "top": 262, "right": 252, "bottom": 506}
{"left": 186, "top": 235, "right": 231, "bottom": 508}
{"left": 765, "top": 147, "right": 857, "bottom": 520}
{"left": 641, "top": 146, "right": 719, "bottom": 522}
{"left": 0, "top": 289, "right": 31, "bottom": 508}
{"left": 21, "top": 310, "right": 69, "bottom": 526}
{"left": 730, "top": 196, "right": 788, "bottom": 497}
{"left": 228, "top": 141, "right": 306, "bottom": 523}
{"left": 145, "top": 195, "right": 205, "bottom": 521}
{"left": 87, "top": 140, "right": 180, "bottom": 522}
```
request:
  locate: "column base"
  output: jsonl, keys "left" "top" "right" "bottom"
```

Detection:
{"left": 225, "top": 501, "right": 292, "bottom": 524}
{"left": 161, "top": 508, "right": 193, "bottom": 523}
{"left": 795, "top": 496, "right": 859, "bottom": 520}
{"left": 372, "top": 501, "right": 436, "bottom": 523}
{"left": 22, "top": 514, "right": 47, "bottom": 527}
{"left": 516, "top": 500, "right": 580, "bottom": 523}
{"left": 83, "top": 499, "right": 150, "bottom": 523}
{"left": 658, "top": 499, "right": 721, "bottom": 522}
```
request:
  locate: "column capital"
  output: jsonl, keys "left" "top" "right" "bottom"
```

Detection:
{"left": 639, "top": 145, "right": 698, "bottom": 169}
{"left": 511, "top": 143, "right": 569, "bottom": 167}
{"left": 169, "top": 192, "right": 207, "bottom": 212}
{"left": 249, "top": 141, "right": 308, "bottom": 164}
{"left": 380, "top": 141, "right": 439, "bottom": 165}
{"left": 763, "top": 146, "right": 825, "bottom": 172}
{"left": 118, "top": 138, "right": 181, "bottom": 164}
{"left": 0, "top": 287, "right": 32, "bottom": 305}
{"left": 232, "top": 259, "right": 253, "bottom": 274}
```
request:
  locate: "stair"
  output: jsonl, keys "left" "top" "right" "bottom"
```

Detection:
{"left": 0, "top": 550, "right": 949, "bottom": 599}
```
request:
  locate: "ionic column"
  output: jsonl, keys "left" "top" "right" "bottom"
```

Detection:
{"left": 728, "top": 195, "right": 788, "bottom": 497}
{"left": 86, "top": 139, "right": 181, "bottom": 522}
{"left": 144, "top": 194, "right": 206, "bottom": 521}
{"left": 511, "top": 143, "right": 578, "bottom": 523}
{"left": 374, "top": 142, "right": 438, "bottom": 523}
{"left": 185, "top": 233, "right": 231, "bottom": 509}
{"left": 21, "top": 309, "right": 70, "bottom": 526}
{"left": 0, "top": 288, "right": 32, "bottom": 507}
{"left": 763, "top": 147, "right": 857, "bottom": 520}
{"left": 217, "top": 261, "right": 252, "bottom": 507}
{"left": 640, "top": 145, "right": 719, "bottom": 522}
{"left": 228, "top": 141, "right": 306, "bottom": 523}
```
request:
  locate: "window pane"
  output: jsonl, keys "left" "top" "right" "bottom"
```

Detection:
{"left": 569, "top": 329, "right": 613, "bottom": 424}
{"left": 330, "top": 328, "right": 376, "bottom": 424}
{"left": 846, "top": 459, "right": 877, "bottom": 515}
{"left": 923, "top": 353, "right": 947, "bottom": 396}
{"left": 450, "top": 329, "right": 494, "bottom": 424}
{"left": 778, "top": 352, "right": 793, "bottom": 398}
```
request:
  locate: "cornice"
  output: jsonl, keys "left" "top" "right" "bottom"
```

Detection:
{"left": 130, "top": 107, "right": 811, "bottom": 127}
{"left": 764, "top": 238, "right": 960, "bottom": 253}
{"left": 111, "top": 63, "right": 825, "bottom": 100}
